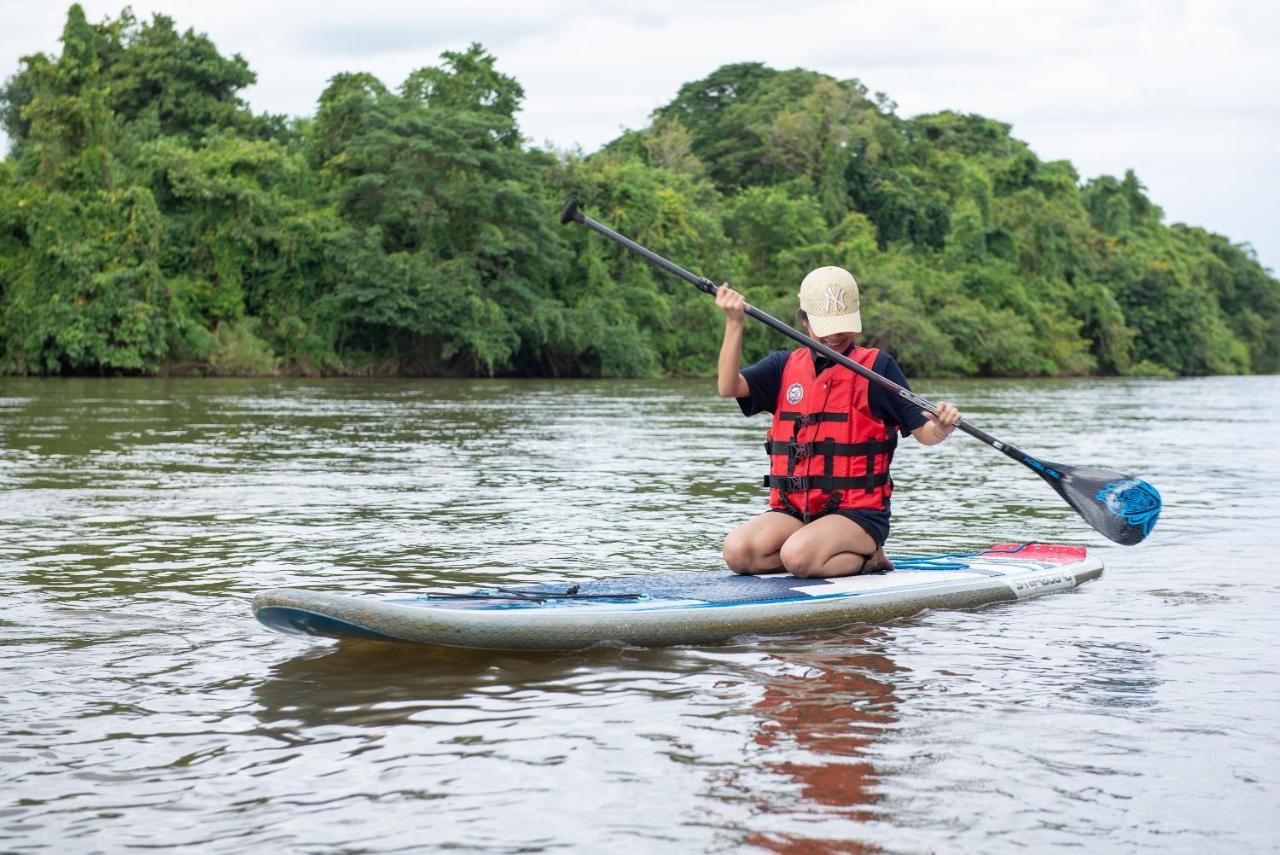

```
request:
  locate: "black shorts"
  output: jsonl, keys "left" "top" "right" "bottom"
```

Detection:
{"left": 768, "top": 505, "right": 891, "bottom": 549}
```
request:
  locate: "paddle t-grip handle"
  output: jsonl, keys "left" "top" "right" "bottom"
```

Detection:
{"left": 559, "top": 198, "right": 581, "bottom": 225}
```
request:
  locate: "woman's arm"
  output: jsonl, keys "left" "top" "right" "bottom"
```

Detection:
{"left": 716, "top": 284, "right": 750, "bottom": 398}
{"left": 911, "top": 401, "right": 961, "bottom": 446}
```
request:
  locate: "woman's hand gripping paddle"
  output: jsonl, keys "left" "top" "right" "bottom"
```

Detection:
{"left": 559, "top": 198, "right": 1161, "bottom": 544}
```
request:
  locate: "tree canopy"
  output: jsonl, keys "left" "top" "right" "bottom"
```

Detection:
{"left": 2, "top": 6, "right": 1276, "bottom": 378}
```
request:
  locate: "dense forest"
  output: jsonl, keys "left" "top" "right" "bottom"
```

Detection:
{"left": 2, "top": 6, "right": 1277, "bottom": 378}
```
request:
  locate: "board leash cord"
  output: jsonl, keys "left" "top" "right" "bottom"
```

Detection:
{"left": 417, "top": 588, "right": 651, "bottom": 603}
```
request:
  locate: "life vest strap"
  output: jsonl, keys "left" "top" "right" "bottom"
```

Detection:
{"left": 764, "top": 472, "right": 890, "bottom": 493}
{"left": 777, "top": 490, "right": 845, "bottom": 524}
{"left": 764, "top": 439, "right": 896, "bottom": 458}
{"left": 778, "top": 411, "right": 849, "bottom": 426}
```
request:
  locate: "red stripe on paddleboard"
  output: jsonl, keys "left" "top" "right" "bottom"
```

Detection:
{"left": 985, "top": 543, "right": 1087, "bottom": 563}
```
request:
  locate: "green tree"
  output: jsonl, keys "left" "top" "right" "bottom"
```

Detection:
{"left": 97, "top": 10, "right": 260, "bottom": 143}
{"left": 310, "top": 47, "right": 566, "bottom": 374}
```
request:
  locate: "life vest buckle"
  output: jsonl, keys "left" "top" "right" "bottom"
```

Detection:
{"left": 786, "top": 475, "right": 805, "bottom": 493}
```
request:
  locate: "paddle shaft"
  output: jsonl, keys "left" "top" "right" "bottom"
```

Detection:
{"left": 562, "top": 201, "right": 1035, "bottom": 467}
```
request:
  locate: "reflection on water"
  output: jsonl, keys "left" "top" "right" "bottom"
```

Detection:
{"left": 254, "top": 642, "right": 692, "bottom": 729}
{"left": 2, "top": 376, "right": 1279, "bottom": 851}
{"left": 745, "top": 633, "right": 900, "bottom": 854}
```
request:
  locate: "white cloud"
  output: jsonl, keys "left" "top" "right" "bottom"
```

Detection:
{"left": 1, "top": 0, "right": 1277, "bottom": 270}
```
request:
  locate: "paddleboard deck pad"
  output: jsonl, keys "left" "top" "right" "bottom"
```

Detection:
{"left": 253, "top": 543, "right": 1101, "bottom": 650}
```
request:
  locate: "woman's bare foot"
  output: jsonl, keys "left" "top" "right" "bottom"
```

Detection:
{"left": 860, "top": 548, "right": 894, "bottom": 574}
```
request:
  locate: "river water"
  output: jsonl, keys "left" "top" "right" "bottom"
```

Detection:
{"left": 1, "top": 375, "right": 1277, "bottom": 853}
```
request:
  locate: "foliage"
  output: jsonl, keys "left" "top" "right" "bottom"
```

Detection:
{"left": 1, "top": 6, "right": 1277, "bottom": 379}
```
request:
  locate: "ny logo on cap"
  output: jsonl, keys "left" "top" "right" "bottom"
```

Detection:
{"left": 824, "top": 287, "right": 847, "bottom": 313}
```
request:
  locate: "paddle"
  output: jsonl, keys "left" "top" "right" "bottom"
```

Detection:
{"left": 559, "top": 198, "right": 1161, "bottom": 545}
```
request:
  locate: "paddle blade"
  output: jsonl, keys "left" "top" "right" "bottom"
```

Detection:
{"left": 1038, "top": 461, "right": 1162, "bottom": 545}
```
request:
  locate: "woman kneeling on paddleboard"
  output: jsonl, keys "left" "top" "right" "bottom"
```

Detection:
{"left": 717, "top": 266, "right": 961, "bottom": 578}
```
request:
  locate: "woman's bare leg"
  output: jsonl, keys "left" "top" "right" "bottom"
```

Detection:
{"left": 723, "top": 512, "right": 803, "bottom": 574}
{"left": 778, "top": 515, "right": 891, "bottom": 578}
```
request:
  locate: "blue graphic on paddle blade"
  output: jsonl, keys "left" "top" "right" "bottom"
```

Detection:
{"left": 1024, "top": 457, "right": 1063, "bottom": 479}
{"left": 1095, "top": 479, "right": 1162, "bottom": 535}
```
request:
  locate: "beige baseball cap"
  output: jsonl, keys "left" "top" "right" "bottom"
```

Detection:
{"left": 799, "top": 266, "right": 861, "bottom": 336}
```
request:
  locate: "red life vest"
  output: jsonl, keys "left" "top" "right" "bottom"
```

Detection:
{"left": 765, "top": 347, "right": 897, "bottom": 519}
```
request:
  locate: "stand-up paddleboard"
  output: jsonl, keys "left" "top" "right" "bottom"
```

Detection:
{"left": 254, "top": 544, "right": 1100, "bottom": 650}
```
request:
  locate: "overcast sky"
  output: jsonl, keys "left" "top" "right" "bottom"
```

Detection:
{"left": 3, "top": 0, "right": 1277, "bottom": 272}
